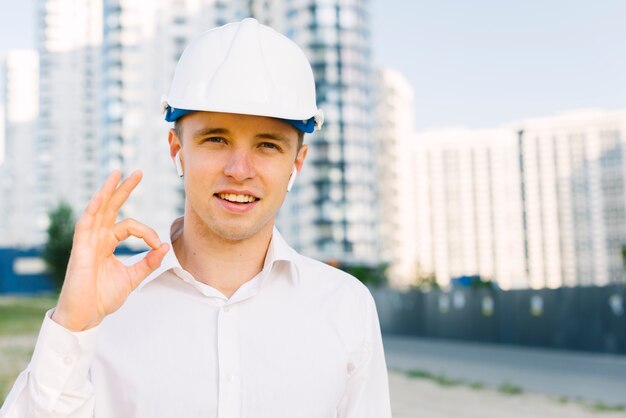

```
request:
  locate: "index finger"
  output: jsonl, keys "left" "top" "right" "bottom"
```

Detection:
{"left": 102, "top": 170, "right": 143, "bottom": 226}
{"left": 90, "top": 170, "right": 122, "bottom": 222}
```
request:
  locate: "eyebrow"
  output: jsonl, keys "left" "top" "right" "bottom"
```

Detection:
{"left": 192, "top": 128, "right": 230, "bottom": 138}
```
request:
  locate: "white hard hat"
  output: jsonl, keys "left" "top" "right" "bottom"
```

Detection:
{"left": 162, "top": 18, "right": 323, "bottom": 133}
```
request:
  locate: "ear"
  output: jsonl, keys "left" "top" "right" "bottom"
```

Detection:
{"left": 169, "top": 128, "right": 183, "bottom": 177}
{"left": 294, "top": 143, "right": 308, "bottom": 172}
{"left": 288, "top": 144, "right": 307, "bottom": 192}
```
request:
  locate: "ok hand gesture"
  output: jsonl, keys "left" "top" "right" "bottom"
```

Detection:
{"left": 52, "top": 171, "right": 169, "bottom": 331}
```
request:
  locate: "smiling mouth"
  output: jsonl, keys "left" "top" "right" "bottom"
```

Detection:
{"left": 215, "top": 193, "right": 259, "bottom": 204}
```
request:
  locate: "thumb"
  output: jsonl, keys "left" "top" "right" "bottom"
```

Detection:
{"left": 128, "top": 243, "right": 170, "bottom": 289}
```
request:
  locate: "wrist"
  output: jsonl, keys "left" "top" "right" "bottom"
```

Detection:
{"left": 51, "top": 308, "right": 102, "bottom": 332}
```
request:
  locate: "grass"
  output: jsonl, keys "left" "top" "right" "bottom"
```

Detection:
{"left": 553, "top": 395, "right": 626, "bottom": 413}
{"left": 468, "top": 381, "right": 485, "bottom": 390}
{"left": 406, "top": 369, "right": 433, "bottom": 379}
{"left": 434, "top": 375, "right": 464, "bottom": 387}
{"left": 404, "top": 369, "right": 483, "bottom": 391}
{"left": 589, "top": 401, "right": 626, "bottom": 412}
{"left": 497, "top": 382, "right": 524, "bottom": 395}
{"left": 0, "top": 295, "right": 57, "bottom": 335}
{"left": 0, "top": 295, "right": 57, "bottom": 403}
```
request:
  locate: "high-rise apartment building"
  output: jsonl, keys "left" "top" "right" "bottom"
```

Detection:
{"left": 0, "top": 50, "right": 40, "bottom": 247}
{"left": 411, "top": 109, "right": 626, "bottom": 289}
{"left": 36, "top": 0, "right": 103, "bottom": 241}
{"left": 513, "top": 109, "right": 626, "bottom": 288}
{"left": 273, "top": 0, "right": 379, "bottom": 264}
{"left": 412, "top": 128, "right": 527, "bottom": 290}
{"left": 0, "top": 103, "right": 6, "bottom": 244}
{"left": 0, "top": 103, "right": 4, "bottom": 164}
{"left": 374, "top": 68, "right": 417, "bottom": 287}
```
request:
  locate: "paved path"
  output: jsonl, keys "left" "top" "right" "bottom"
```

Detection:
{"left": 383, "top": 334, "right": 626, "bottom": 406}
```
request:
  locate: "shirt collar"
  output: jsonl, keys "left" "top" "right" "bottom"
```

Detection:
{"left": 138, "top": 217, "right": 301, "bottom": 291}
{"left": 262, "top": 225, "right": 301, "bottom": 286}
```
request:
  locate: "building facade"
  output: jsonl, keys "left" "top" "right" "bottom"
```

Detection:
{"left": 514, "top": 110, "right": 626, "bottom": 288}
{"left": 273, "top": 0, "right": 380, "bottom": 264}
{"left": 411, "top": 128, "right": 527, "bottom": 290}
{"left": 36, "top": 0, "right": 103, "bottom": 242}
{"left": 0, "top": 49, "right": 40, "bottom": 247}
{"left": 374, "top": 68, "right": 417, "bottom": 287}
{"left": 411, "top": 110, "right": 626, "bottom": 289}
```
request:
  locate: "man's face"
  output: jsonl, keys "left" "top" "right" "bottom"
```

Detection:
{"left": 169, "top": 111, "right": 307, "bottom": 242}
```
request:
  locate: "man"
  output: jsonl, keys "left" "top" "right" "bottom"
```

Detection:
{"left": 1, "top": 18, "right": 391, "bottom": 417}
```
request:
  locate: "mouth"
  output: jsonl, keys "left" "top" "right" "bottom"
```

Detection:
{"left": 214, "top": 193, "right": 259, "bottom": 204}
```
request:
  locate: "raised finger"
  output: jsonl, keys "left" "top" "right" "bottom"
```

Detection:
{"left": 93, "top": 171, "right": 123, "bottom": 230}
{"left": 113, "top": 218, "right": 162, "bottom": 250}
{"left": 102, "top": 170, "right": 143, "bottom": 227}
{"left": 74, "top": 191, "right": 103, "bottom": 238}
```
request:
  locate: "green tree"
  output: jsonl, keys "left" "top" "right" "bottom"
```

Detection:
{"left": 410, "top": 262, "right": 440, "bottom": 292}
{"left": 43, "top": 201, "right": 75, "bottom": 290}
{"left": 336, "top": 262, "right": 389, "bottom": 287}
{"left": 412, "top": 271, "right": 439, "bottom": 292}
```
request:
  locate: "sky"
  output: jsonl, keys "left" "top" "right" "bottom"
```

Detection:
{"left": 371, "top": 0, "right": 626, "bottom": 130}
{"left": 1, "top": 0, "right": 625, "bottom": 131}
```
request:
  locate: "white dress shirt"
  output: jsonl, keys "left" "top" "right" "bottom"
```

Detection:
{"left": 1, "top": 218, "right": 391, "bottom": 418}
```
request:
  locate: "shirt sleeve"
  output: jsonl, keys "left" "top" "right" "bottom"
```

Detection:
{"left": 336, "top": 288, "right": 392, "bottom": 418}
{"left": 0, "top": 309, "right": 99, "bottom": 418}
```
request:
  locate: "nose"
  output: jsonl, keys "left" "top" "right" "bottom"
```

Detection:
{"left": 223, "top": 148, "right": 256, "bottom": 181}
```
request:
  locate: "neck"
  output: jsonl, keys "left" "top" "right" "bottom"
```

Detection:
{"left": 172, "top": 211, "right": 273, "bottom": 299}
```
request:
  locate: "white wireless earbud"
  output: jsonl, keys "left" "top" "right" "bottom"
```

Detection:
{"left": 174, "top": 152, "right": 184, "bottom": 177}
{"left": 287, "top": 166, "right": 298, "bottom": 192}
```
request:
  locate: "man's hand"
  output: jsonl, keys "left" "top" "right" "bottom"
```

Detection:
{"left": 52, "top": 170, "right": 169, "bottom": 332}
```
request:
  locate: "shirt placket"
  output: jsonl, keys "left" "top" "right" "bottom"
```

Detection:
{"left": 217, "top": 302, "right": 242, "bottom": 418}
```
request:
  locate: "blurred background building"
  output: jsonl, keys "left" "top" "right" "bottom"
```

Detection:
{"left": 513, "top": 110, "right": 626, "bottom": 288}
{"left": 272, "top": 0, "right": 380, "bottom": 264}
{"left": 411, "top": 128, "right": 526, "bottom": 290}
{"left": 35, "top": 0, "right": 103, "bottom": 243}
{"left": 0, "top": 49, "right": 39, "bottom": 247}
{"left": 410, "top": 110, "right": 626, "bottom": 289}
{"left": 374, "top": 68, "right": 417, "bottom": 287}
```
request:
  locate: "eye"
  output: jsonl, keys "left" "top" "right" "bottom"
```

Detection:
{"left": 260, "top": 142, "right": 282, "bottom": 151}
{"left": 203, "top": 136, "right": 226, "bottom": 144}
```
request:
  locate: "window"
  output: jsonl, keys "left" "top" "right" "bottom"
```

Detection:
{"left": 316, "top": 5, "right": 336, "bottom": 26}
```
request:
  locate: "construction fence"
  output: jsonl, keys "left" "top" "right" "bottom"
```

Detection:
{"left": 371, "top": 285, "right": 626, "bottom": 354}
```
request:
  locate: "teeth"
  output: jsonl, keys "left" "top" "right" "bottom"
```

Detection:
{"left": 218, "top": 193, "right": 257, "bottom": 203}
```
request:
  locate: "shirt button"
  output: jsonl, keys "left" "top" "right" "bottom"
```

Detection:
{"left": 63, "top": 356, "right": 73, "bottom": 365}
{"left": 227, "top": 372, "right": 236, "bottom": 382}
{"left": 224, "top": 306, "right": 231, "bottom": 313}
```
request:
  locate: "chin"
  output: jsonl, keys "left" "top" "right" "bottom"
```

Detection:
{"left": 207, "top": 219, "right": 271, "bottom": 242}
{"left": 215, "top": 228, "right": 256, "bottom": 242}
